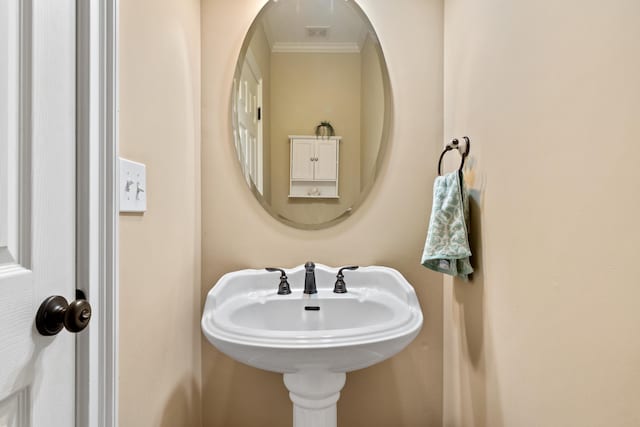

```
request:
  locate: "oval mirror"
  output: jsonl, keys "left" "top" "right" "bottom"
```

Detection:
{"left": 231, "top": 0, "right": 391, "bottom": 229}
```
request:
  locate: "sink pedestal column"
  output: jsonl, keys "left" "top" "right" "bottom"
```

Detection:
{"left": 283, "top": 371, "right": 346, "bottom": 427}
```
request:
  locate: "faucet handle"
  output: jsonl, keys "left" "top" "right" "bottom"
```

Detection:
{"left": 334, "top": 266, "right": 359, "bottom": 294}
{"left": 266, "top": 268, "right": 291, "bottom": 295}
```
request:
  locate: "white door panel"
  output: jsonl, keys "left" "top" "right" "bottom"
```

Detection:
{"left": 290, "top": 140, "right": 314, "bottom": 180}
{"left": 314, "top": 140, "right": 337, "bottom": 181}
{"left": 238, "top": 54, "right": 263, "bottom": 193}
{"left": 0, "top": 0, "right": 19, "bottom": 265}
{"left": 0, "top": 0, "right": 76, "bottom": 425}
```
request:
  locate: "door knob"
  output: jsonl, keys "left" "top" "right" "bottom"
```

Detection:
{"left": 36, "top": 292, "right": 92, "bottom": 336}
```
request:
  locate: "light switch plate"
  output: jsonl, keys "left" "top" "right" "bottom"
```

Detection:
{"left": 119, "top": 158, "right": 147, "bottom": 213}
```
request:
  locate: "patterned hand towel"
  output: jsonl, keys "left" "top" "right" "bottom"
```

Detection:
{"left": 421, "top": 171, "right": 473, "bottom": 280}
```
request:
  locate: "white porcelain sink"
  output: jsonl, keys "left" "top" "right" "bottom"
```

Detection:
{"left": 201, "top": 264, "right": 423, "bottom": 427}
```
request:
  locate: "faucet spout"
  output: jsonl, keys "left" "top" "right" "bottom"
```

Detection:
{"left": 304, "top": 262, "right": 317, "bottom": 294}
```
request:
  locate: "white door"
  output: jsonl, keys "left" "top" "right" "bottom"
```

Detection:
{"left": 290, "top": 140, "right": 314, "bottom": 180}
{"left": 314, "top": 140, "right": 338, "bottom": 181}
{"left": 238, "top": 55, "right": 263, "bottom": 193}
{"left": 1, "top": 0, "right": 77, "bottom": 425}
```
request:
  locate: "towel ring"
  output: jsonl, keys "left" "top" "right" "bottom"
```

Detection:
{"left": 438, "top": 136, "right": 470, "bottom": 176}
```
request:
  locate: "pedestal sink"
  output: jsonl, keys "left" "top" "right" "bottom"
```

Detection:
{"left": 201, "top": 264, "right": 423, "bottom": 427}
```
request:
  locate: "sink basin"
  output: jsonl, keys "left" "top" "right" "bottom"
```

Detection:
{"left": 201, "top": 264, "right": 423, "bottom": 427}
{"left": 202, "top": 264, "right": 423, "bottom": 372}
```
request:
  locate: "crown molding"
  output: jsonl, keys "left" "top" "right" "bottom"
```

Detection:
{"left": 272, "top": 42, "right": 361, "bottom": 54}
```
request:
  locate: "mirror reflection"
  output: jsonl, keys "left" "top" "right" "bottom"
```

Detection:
{"left": 232, "top": 0, "right": 390, "bottom": 228}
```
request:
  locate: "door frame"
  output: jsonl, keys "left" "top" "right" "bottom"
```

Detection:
{"left": 76, "top": 0, "right": 119, "bottom": 426}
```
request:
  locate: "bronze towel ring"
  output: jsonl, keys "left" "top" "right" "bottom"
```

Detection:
{"left": 437, "top": 136, "right": 471, "bottom": 176}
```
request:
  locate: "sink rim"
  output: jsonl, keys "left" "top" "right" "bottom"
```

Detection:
{"left": 201, "top": 264, "right": 423, "bottom": 350}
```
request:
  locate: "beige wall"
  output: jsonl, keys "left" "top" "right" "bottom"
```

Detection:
{"left": 202, "top": 0, "right": 444, "bottom": 425}
{"left": 270, "top": 52, "right": 361, "bottom": 224}
{"left": 116, "top": 0, "right": 640, "bottom": 425}
{"left": 443, "top": 0, "right": 640, "bottom": 426}
{"left": 360, "top": 34, "right": 385, "bottom": 189}
{"left": 118, "top": 0, "right": 201, "bottom": 426}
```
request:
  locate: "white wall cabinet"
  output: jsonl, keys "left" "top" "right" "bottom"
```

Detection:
{"left": 289, "top": 135, "right": 340, "bottom": 198}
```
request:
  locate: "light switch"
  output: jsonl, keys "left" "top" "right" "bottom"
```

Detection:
{"left": 119, "top": 158, "right": 147, "bottom": 213}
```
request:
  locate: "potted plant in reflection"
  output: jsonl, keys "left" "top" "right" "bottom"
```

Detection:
{"left": 315, "top": 121, "right": 335, "bottom": 139}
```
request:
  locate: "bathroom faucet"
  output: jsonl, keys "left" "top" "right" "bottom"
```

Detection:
{"left": 265, "top": 267, "right": 291, "bottom": 295}
{"left": 333, "top": 266, "right": 359, "bottom": 293}
{"left": 304, "top": 262, "right": 317, "bottom": 294}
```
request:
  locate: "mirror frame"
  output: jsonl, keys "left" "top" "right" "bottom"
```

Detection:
{"left": 229, "top": 0, "right": 393, "bottom": 230}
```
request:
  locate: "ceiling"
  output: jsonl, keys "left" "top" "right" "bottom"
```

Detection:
{"left": 261, "top": 0, "right": 372, "bottom": 53}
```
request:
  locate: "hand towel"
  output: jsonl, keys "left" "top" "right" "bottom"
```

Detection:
{"left": 421, "top": 171, "right": 473, "bottom": 280}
